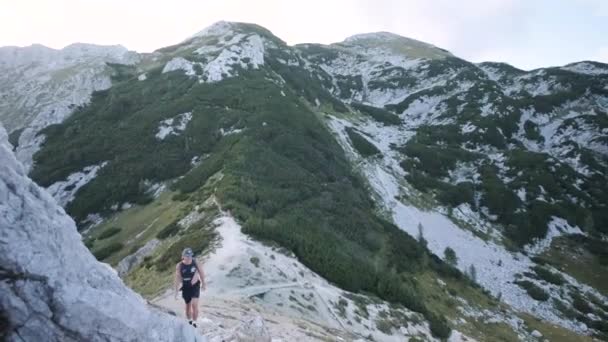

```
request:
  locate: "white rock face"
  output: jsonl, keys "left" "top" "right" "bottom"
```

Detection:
{"left": 47, "top": 161, "right": 108, "bottom": 206}
{"left": 116, "top": 238, "right": 161, "bottom": 277}
{"left": 304, "top": 34, "right": 455, "bottom": 108}
{"left": 233, "top": 316, "right": 271, "bottom": 342}
{"left": 162, "top": 57, "right": 196, "bottom": 76}
{"left": 163, "top": 22, "right": 266, "bottom": 84}
{"left": 0, "top": 124, "right": 204, "bottom": 341}
{"left": 0, "top": 43, "right": 139, "bottom": 171}
{"left": 562, "top": 62, "right": 608, "bottom": 75}
{"left": 201, "top": 34, "right": 265, "bottom": 83}
{"left": 191, "top": 21, "right": 235, "bottom": 39}
{"left": 156, "top": 112, "right": 193, "bottom": 140}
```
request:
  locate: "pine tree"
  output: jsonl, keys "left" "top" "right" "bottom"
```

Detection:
{"left": 444, "top": 247, "right": 458, "bottom": 267}
{"left": 417, "top": 223, "right": 428, "bottom": 248}
{"left": 468, "top": 264, "right": 477, "bottom": 283}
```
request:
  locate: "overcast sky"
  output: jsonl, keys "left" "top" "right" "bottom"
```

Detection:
{"left": 1, "top": 0, "right": 607, "bottom": 70}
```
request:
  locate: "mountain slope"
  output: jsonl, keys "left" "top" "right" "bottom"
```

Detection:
{"left": 26, "top": 24, "right": 461, "bottom": 338}
{"left": 2, "top": 21, "right": 607, "bottom": 341}
{"left": 0, "top": 43, "right": 139, "bottom": 170}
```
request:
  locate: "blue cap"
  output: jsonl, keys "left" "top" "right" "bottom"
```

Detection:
{"left": 182, "top": 248, "right": 193, "bottom": 258}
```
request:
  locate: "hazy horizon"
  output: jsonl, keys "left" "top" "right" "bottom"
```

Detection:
{"left": 2, "top": 0, "right": 607, "bottom": 70}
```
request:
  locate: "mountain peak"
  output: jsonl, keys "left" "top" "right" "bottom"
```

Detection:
{"left": 344, "top": 31, "right": 404, "bottom": 42}
{"left": 191, "top": 20, "right": 235, "bottom": 38}
{"left": 340, "top": 31, "right": 453, "bottom": 59}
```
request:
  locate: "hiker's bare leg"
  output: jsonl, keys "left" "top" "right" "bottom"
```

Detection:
{"left": 185, "top": 302, "right": 192, "bottom": 320}
{"left": 191, "top": 298, "right": 199, "bottom": 321}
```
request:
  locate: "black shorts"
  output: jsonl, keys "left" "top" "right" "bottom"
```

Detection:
{"left": 181, "top": 281, "right": 200, "bottom": 304}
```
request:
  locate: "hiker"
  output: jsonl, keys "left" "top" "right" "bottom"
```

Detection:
{"left": 174, "top": 247, "right": 206, "bottom": 327}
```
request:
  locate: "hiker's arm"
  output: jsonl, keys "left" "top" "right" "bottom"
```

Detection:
{"left": 174, "top": 263, "right": 182, "bottom": 293}
{"left": 195, "top": 263, "right": 206, "bottom": 289}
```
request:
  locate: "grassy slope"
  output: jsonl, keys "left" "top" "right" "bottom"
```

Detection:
{"left": 540, "top": 236, "right": 608, "bottom": 296}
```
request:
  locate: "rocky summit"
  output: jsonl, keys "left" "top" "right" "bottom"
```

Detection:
{"left": 1, "top": 21, "right": 607, "bottom": 341}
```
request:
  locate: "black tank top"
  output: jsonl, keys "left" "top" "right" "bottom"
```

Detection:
{"left": 180, "top": 260, "right": 198, "bottom": 285}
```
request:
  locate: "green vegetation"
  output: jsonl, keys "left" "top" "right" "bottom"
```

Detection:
{"left": 444, "top": 247, "right": 458, "bottom": 267}
{"left": 387, "top": 63, "right": 608, "bottom": 247}
{"left": 385, "top": 85, "right": 448, "bottom": 114}
{"left": 250, "top": 256, "right": 260, "bottom": 268}
{"left": 345, "top": 127, "right": 381, "bottom": 157}
{"left": 33, "top": 66, "right": 463, "bottom": 337}
{"left": 84, "top": 238, "right": 95, "bottom": 249}
{"left": 532, "top": 265, "right": 565, "bottom": 286}
{"left": 540, "top": 235, "right": 608, "bottom": 296}
{"left": 93, "top": 242, "right": 124, "bottom": 261}
{"left": 400, "top": 125, "right": 607, "bottom": 246}
{"left": 375, "top": 318, "right": 393, "bottom": 334}
{"left": 521, "top": 313, "right": 596, "bottom": 342}
{"left": 367, "top": 67, "right": 418, "bottom": 91}
{"left": 571, "top": 291, "right": 593, "bottom": 314}
{"left": 156, "top": 220, "right": 181, "bottom": 239}
{"left": 24, "top": 33, "right": 608, "bottom": 340}
{"left": 8, "top": 128, "right": 23, "bottom": 149}
{"left": 515, "top": 280, "right": 550, "bottom": 301}
{"left": 523, "top": 120, "right": 544, "bottom": 142}
{"left": 32, "top": 69, "right": 200, "bottom": 223}
{"left": 335, "top": 297, "right": 348, "bottom": 318}
{"left": 352, "top": 102, "right": 402, "bottom": 126}
{"left": 97, "top": 226, "right": 122, "bottom": 240}
{"left": 335, "top": 75, "right": 363, "bottom": 98}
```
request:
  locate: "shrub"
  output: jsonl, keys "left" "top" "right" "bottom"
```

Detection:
{"left": 376, "top": 318, "right": 393, "bottom": 334}
{"left": 250, "top": 256, "right": 260, "bottom": 268}
{"left": 172, "top": 193, "right": 190, "bottom": 202}
{"left": 345, "top": 127, "right": 380, "bottom": 157}
{"left": 335, "top": 298, "right": 348, "bottom": 318}
{"left": 515, "top": 280, "right": 550, "bottom": 301}
{"left": 428, "top": 312, "right": 452, "bottom": 339}
{"left": 156, "top": 221, "right": 181, "bottom": 239}
{"left": 523, "top": 120, "right": 544, "bottom": 142}
{"left": 437, "top": 182, "right": 475, "bottom": 207}
{"left": 93, "top": 242, "right": 124, "bottom": 261}
{"left": 8, "top": 128, "right": 24, "bottom": 149}
{"left": 444, "top": 247, "right": 458, "bottom": 267}
{"left": 335, "top": 75, "right": 363, "bottom": 98}
{"left": 532, "top": 265, "right": 565, "bottom": 286}
{"left": 352, "top": 102, "right": 401, "bottom": 126}
{"left": 98, "top": 226, "right": 121, "bottom": 240}
{"left": 589, "top": 319, "right": 608, "bottom": 333}
{"left": 553, "top": 298, "right": 579, "bottom": 319}
{"left": 128, "top": 244, "right": 143, "bottom": 254}
{"left": 468, "top": 264, "right": 477, "bottom": 283}
{"left": 571, "top": 292, "right": 593, "bottom": 314}
{"left": 84, "top": 238, "right": 95, "bottom": 249}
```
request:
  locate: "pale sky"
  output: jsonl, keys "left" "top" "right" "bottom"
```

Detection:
{"left": 1, "top": 0, "right": 607, "bottom": 70}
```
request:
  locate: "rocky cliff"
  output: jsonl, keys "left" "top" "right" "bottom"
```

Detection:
{"left": 0, "top": 124, "right": 203, "bottom": 341}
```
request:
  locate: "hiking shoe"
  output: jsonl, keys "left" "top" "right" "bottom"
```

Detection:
{"left": 188, "top": 320, "right": 193, "bottom": 326}
{"left": 192, "top": 321, "right": 198, "bottom": 328}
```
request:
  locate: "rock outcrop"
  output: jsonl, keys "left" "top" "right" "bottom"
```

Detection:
{"left": 0, "top": 124, "right": 204, "bottom": 341}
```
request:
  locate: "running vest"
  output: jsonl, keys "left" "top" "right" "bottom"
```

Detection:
{"left": 180, "top": 260, "right": 198, "bottom": 285}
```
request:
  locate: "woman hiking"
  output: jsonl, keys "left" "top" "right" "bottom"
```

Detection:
{"left": 174, "top": 247, "right": 206, "bottom": 327}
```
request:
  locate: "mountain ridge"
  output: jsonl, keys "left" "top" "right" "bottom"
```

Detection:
{"left": 1, "top": 20, "right": 607, "bottom": 341}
